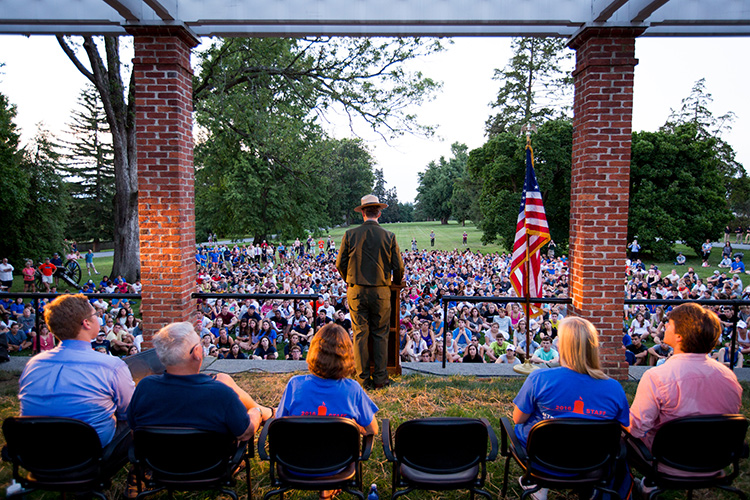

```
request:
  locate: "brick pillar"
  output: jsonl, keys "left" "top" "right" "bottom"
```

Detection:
{"left": 567, "top": 28, "right": 643, "bottom": 380}
{"left": 131, "top": 28, "right": 199, "bottom": 342}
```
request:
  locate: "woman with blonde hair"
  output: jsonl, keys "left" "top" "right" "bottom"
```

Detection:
{"left": 512, "top": 316, "right": 629, "bottom": 446}
{"left": 511, "top": 316, "right": 630, "bottom": 500}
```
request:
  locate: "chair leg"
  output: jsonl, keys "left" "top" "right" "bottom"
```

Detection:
{"left": 219, "top": 488, "right": 239, "bottom": 500}
{"left": 263, "top": 487, "right": 289, "bottom": 500}
{"left": 502, "top": 456, "right": 511, "bottom": 498}
{"left": 342, "top": 487, "right": 365, "bottom": 500}
{"left": 719, "top": 485, "right": 748, "bottom": 500}
{"left": 244, "top": 456, "right": 252, "bottom": 500}
{"left": 473, "top": 487, "right": 493, "bottom": 500}
{"left": 391, "top": 486, "right": 414, "bottom": 500}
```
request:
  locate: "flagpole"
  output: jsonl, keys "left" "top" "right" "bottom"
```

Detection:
{"left": 514, "top": 134, "right": 540, "bottom": 376}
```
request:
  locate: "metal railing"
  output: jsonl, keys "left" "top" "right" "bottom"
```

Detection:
{"left": 625, "top": 297, "right": 750, "bottom": 372}
{"left": 1, "top": 291, "right": 142, "bottom": 353}
{"left": 438, "top": 295, "right": 572, "bottom": 369}
{"left": 191, "top": 292, "right": 321, "bottom": 333}
{"left": 435, "top": 295, "right": 748, "bottom": 372}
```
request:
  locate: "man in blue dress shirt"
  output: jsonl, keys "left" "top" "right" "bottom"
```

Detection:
{"left": 19, "top": 294, "right": 135, "bottom": 473}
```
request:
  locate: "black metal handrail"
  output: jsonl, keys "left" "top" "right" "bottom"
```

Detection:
{"left": 191, "top": 292, "right": 321, "bottom": 334}
{"left": 625, "top": 297, "right": 750, "bottom": 372}
{"left": 434, "top": 295, "right": 748, "bottom": 372}
{"left": 438, "top": 295, "right": 572, "bottom": 369}
{"left": 1, "top": 291, "right": 142, "bottom": 354}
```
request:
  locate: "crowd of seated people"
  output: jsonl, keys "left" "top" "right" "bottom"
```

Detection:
{"left": 191, "top": 244, "right": 571, "bottom": 362}
{"left": 0, "top": 272, "right": 144, "bottom": 358}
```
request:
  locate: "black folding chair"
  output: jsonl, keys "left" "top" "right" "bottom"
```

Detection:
{"left": 257, "top": 416, "right": 373, "bottom": 500}
{"left": 500, "top": 417, "right": 625, "bottom": 499}
{"left": 2, "top": 416, "right": 121, "bottom": 499}
{"left": 130, "top": 427, "right": 252, "bottom": 500}
{"left": 625, "top": 414, "right": 749, "bottom": 500}
{"left": 382, "top": 417, "right": 498, "bottom": 500}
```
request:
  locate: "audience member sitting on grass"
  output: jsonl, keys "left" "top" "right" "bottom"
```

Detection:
{"left": 626, "top": 334, "right": 649, "bottom": 366}
{"left": 6, "top": 323, "right": 32, "bottom": 352}
{"left": 674, "top": 252, "right": 686, "bottom": 266}
{"left": 529, "top": 336, "right": 559, "bottom": 365}
{"left": 496, "top": 344, "right": 521, "bottom": 365}
{"left": 462, "top": 341, "right": 484, "bottom": 363}
{"left": 221, "top": 343, "right": 248, "bottom": 360}
{"left": 628, "top": 303, "right": 742, "bottom": 491}
{"left": 730, "top": 255, "right": 745, "bottom": 274}
{"left": 646, "top": 339, "right": 672, "bottom": 366}
{"left": 714, "top": 344, "right": 743, "bottom": 368}
{"left": 719, "top": 255, "right": 732, "bottom": 268}
{"left": 512, "top": 317, "right": 630, "bottom": 500}
{"left": 253, "top": 336, "right": 278, "bottom": 360}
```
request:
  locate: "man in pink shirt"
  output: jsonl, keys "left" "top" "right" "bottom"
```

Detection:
{"left": 629, "top": 303, "right": 742, "bottom": 481}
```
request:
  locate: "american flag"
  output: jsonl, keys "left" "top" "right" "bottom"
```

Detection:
{"left": 509, "top": 143, "right": 550, "bottom": 318}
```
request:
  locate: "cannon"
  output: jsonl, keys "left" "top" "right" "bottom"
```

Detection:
{"left": 35, "top": 259, "right": 82, "bottom": 290}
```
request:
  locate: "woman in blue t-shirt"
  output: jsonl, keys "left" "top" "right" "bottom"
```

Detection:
{"left": 277, "top": 323, "right": 378, "bottom": 435}
{"left": 512, "top": 316, "right": 630, "bottom": 499}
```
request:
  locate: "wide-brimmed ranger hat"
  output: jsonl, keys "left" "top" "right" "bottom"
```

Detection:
{"left": 354, "top": 194, "right": 388, "bottom": 213}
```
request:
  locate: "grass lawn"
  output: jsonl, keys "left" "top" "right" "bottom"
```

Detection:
{"left": 5, "top": 256, "right": 115, "bottom": 294}
{"left": 324, "top": 221, "right": 508, "bottom": 256}
{"left": 0, "top": 370, "right": 748, "bottom": 499}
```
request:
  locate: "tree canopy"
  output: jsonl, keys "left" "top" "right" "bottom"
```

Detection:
{"left": 0, "top": 100, "right": 69, "bottom": 264}
{"left": 415, "top": 142, "right": 469, "bottom": 224}
{"left": 469, "top": 119, "right": 572, "bottom": 249}
{"left": 194, "top": 37, "right": 442, "bottom": 241}
{"left": 60, "top": 84, "right": 115, "bottom": 245}
{"left": 485, "top": 37, "right": 572, "bottom": 137}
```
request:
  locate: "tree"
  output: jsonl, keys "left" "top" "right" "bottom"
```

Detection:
{"left": 450, "top": 173, "right": 482, "bottom": 227}
{"left": 371, "top": 168, "right": 402, "bottom": 223}
{"left": 415, "top": 142, "right": 468, "bottom": 224}
{"left": 21, "top": 129, "right": 71, "bottom": 260}
{"left": 485, "top": 37, "right": 572, "bottom": 137}
{"left": 57, "top": 36, "right": 139, "bottom": 281}
{"left": 664, "top": 79, "right": 745, "bottom": 218}
{"left": 0, "top": 91, "right": 31, "bottom": 263}
{"left": 0, "top": 121, "right": 69, "bottom": 264}
{"left": 321, "top": 138, "right": 375, "bottom": 227}
{"left": 630, "top": 122, "right": 733, "bottom": 259}
{"left": 60, "top": 84, "right": 115, "bottom": 247}
{"left": 194, "top": 37, "right": 442, "bottom": 241}
{"left": 468, "top": 119, "right": 572, "bottom": 249}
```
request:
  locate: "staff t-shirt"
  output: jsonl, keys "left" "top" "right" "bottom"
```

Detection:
{"left": 277, "top": 374, "right": 377, "bottom": 429}
{"left": 513, "top": 367, "right": 629, "bottom": 447}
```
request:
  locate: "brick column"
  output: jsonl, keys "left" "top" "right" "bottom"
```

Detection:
{"left": 131, "top": 28, "right": 199, "bottom": 341}
{"left": 567, "top": 28, "right": 643, "bottom": 380}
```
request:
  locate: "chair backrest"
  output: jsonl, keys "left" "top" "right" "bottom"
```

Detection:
{"left": 132, "top": 427, "right": 239, "bottom": 482}
{"left": 266, "top": 417, "right": 361, "bottom": 476}
{"left": 394, "top": 418, "right": 488, "bottom": 474}
{"left": 526, "top": 419, "right": 622, "bottom": 478}
{"left": 3, "top": 416, "right": 103, "bottom": 482}
{"left": 651, "top": 414, "right": 749, "bottom": 473}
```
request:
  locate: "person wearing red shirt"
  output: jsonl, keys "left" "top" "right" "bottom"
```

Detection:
{"left": 38, "top": 258, "right": 56, "bottom": 292}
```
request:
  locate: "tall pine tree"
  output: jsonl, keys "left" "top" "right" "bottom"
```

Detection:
{"left": 60, "top": 85, "right": 115, "bottom": 246}
{"left": 485, "top": 37, "right": 572, "bottom": 137}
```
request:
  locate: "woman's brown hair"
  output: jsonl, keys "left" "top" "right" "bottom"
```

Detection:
{"left": 306, "top": 323, "right": 355, "bottom": 379}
